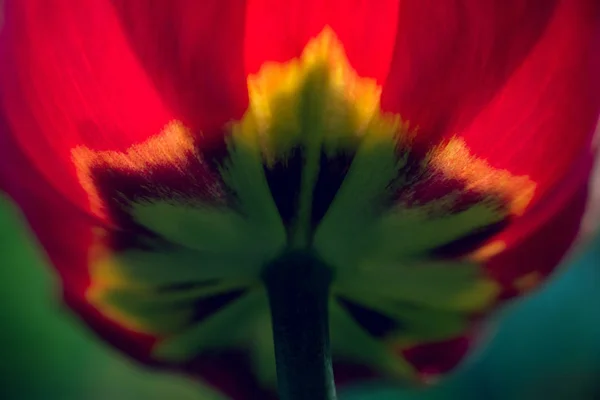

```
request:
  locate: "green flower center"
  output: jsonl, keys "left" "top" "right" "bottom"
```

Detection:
{"left": 71, "top": 27, "right": 535, "bottom": 385}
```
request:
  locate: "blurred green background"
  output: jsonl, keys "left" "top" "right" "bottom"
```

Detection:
{"left": 0, "top": 194, "right": 598, "bottom": 400}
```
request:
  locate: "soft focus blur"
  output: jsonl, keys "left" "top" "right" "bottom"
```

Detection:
{"left": 0, "top": 193, "right": 599, "bottom": 400}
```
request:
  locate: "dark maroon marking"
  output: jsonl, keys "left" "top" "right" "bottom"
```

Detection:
{"left": 91, "top": 158, "right": 227, "bottom": 212}
{"left": 496, "top": 286, "right": 520, "bottom": 302}
{"left": 396, "top": 167, "right": 495, "bottom": 211}
{"left": 389, "top": 137, "right": 507, "bottom": 215}
{"left": 385, "top": 144, "right": 513, "bottom": 260}
{"left": 400, "top": 335, "right": 471, "bottom": 375}
{"left": 263, "top": 147, "right": 303, "bottom": 231}
{"left": 200, "top": 132, "right": 241, "bottom": 207}
{"left": 86, "top": 130, "right": 234, "bottom": 251}
{"left": 384, "top": 149, "right": 425, "bottom": 208}
{"left": 431, "top": 219, "right": 510, "bottom": 259}
{"left": 191, "top": 289, "right": 247, "bottom": 323}
{"left": 155, "top": 279, "right": 221, "bottom": 294}
{"left": 200, "top": 132, "right": 234, "bottom": 171}
{"left": 108, "top": 228, "right": 162, "bottom": 252}
{"left": 185, "top": 350, "right": 278, "bottom": 400}
{"left": 332, "top": 361, "right": 381, "bottom": 388}
{"left": 310, "top": 150, "right": 356, "bottom": 230}
{"left": 338, "top": 297, "right": 401, "bottom": 339}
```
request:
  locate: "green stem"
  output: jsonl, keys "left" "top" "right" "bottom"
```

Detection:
{"left": 262, "top": 252, "right": 337, "bottom": 400}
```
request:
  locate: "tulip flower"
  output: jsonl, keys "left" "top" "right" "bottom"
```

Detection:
{"left": 1, "top": 1, "right": 599, "bottom": 399}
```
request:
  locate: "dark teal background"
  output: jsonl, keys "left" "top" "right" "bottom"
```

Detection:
{"left": 1, "top": 194, "right": 599, "bottom": 399}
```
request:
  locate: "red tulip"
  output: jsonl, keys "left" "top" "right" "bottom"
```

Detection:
{"left": 1, "top": 1, "right": 599, "bottom": 399}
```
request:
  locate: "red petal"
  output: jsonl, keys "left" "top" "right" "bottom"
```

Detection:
{"left": 187, "top": 352, "right": 278, "bottom": 400}
{"left": 381, "top": 0, "right": 559, "bottom": 138}
{"left": 0, "top": 116, "right": 88, "bottom": 292}
{"left": 244, "top": 0, "right": 400, "bottom": 83}
{"left": 0, "top": 1, "right": 174, "bottom": 209}
{"left": 486, "top": 167, "right": 591, "bottom": 290}
{"left": 110, "top": 0, "right": 249, "bottom": 135}
{"left": 401, "top": 335, "right": 471, "bottom": 378}
{"left": 458, "top": 0, "right": 600, "bottom": 199}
